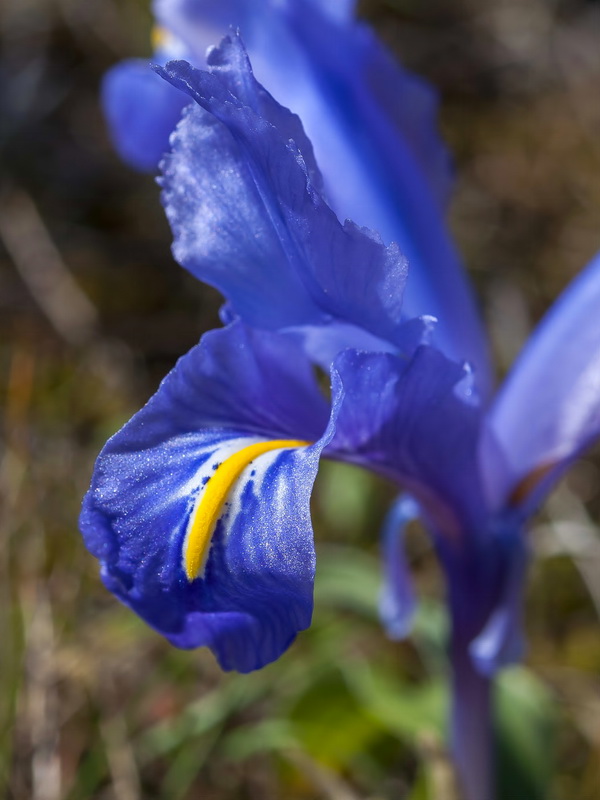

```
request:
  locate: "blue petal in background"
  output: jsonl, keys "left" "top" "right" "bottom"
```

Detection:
{"left": 482, "top": 251, "right": 600, "bottom": 513}
{"left": 378, "top": 494, "right": 419, "bottom": 640}
{"left": 102, "top": 58, "right": 189, "bottom": 171}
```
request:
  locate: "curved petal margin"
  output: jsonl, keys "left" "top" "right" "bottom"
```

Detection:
{"left": 482, "top": 250, "right": 600, "bottom": 513}
{"left": 80, "top": 323, "right": 336, "bottom": 672}
{"left": 157, "top": 36, "right": 412, "bottom": 358}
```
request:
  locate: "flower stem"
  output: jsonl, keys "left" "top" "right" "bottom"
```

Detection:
{"left": 450, "top": 640, "right": 495, "bottom": 800}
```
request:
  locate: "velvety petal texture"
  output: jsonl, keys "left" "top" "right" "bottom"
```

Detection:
{"left": 158, "top": 37, "right": 413, "bottom": 357}
{"left": 80, "top": 323, "right": 335, "bottom": 672}
{"left": 482, "top": 250, "right": 600, "bottom": 513}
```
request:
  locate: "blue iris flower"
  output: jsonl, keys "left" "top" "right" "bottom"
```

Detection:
{"left": 83, "top": 34, "right": 430, "bottom": 673}
{"left": 90, "top": 24, "right": 600, "bottom": 800}
{"left": 103, "top": 0, "right": 490, "bottom": 391}
{"left": 81, "top": 245, "right": 600, "bottom": 799}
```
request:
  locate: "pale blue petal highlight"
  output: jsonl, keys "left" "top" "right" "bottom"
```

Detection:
{"left": 483, "top": 250, "right": 600, "bottom": 511}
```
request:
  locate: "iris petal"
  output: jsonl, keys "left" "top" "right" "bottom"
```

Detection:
{"left": 105, "top": 3, "right": 490, "bottom": 387}
{"left": 328, "top": 346, "right": 487, "bottom": 536}
{"left": 483, "top": 251, "right": 600, "bottom": 512}
{"left": 80, "top": 323, "right": 335, "bottom": 672}
{"left": 274, "top": 1, "right": 490, "bottom": 389}
{"left": 154, "top": 0, "right": 450, "bottom": 209}
{"left": 379, "top": 494, "right": 419, "bottom": 640}
{"left": 329, "top": 346, "right": 526, "bottom": 676}
{"left": 470, "top": 535, "right": 528, "bottom": 675}
{"left": 158, "top": 37, "right": 412, "bottom": 355}
{"left": 102, "top": 59, "right": 189, "bottom": 172}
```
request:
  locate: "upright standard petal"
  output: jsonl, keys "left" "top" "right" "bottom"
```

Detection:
{"left": 277, "top": 2, "right": 491, "bottom": 391}
{"left": 107, "top": 1, "right": 489, "bottom": 387}
{"left": 158, "top": 38, "right": 415, "bottom": 359}
{"left": 80, "top": 323, "right": 335, "bottom": 672}
{"left": 482, "top": 250, "right": 600, "bottom": 512}
{"left": 297, "top": 1, "right": 488, "bottom": 388}
{"left": 154, "top": 0, "right": 450, "bottom": 207}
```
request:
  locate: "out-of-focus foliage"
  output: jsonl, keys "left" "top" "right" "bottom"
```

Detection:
{"left": 0, "top": 0, "right": 599, "bottom": 798}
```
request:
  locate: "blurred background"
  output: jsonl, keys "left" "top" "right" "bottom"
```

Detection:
{"left": 0, "top": 0, "right": 599, "bottom": 798}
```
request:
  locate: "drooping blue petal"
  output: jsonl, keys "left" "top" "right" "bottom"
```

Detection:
{"left": 482, "top": 250, "right": 600, "bottom": 513}
{"left": 327, "top": 346, "right": 487, "bottom": 537}
{"left": 378, "top": 494, "right": 419, "bottom": 640}
{"left": 158, "top": 39, "right": 413, "bottom": 357}
{"left": 102, "top": 59, "right": 189, "bottom": 172}
{"left": 80, "top": 322, "right": 336, "bottom": 672}
{"left": 325, "top": 343, "right": 529, "bottom": 800}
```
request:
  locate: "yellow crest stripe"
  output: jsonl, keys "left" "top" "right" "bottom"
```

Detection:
{"left": 184, "top": 439, "right": 310, "bottom": 581}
